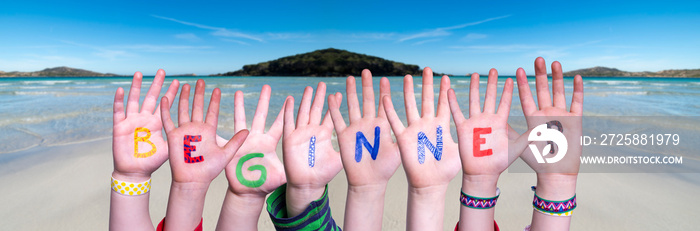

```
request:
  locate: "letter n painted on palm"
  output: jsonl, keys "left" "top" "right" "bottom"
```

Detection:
{"left": 417, "top": 125, "right": 443, "bottom": 164}
{"left": 473, "top": 127, "right": 493, "bottom": 157}
{"left": 355, "top": 126, "right": 381, "bottom": 162}
{"left": 184, "top": 135, "right": 203, "bottom": 163}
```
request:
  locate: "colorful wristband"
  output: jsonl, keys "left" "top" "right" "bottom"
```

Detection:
{"left": 460, "top": 188, "right": 500, "bottom": 209}
{"left": 531, "top": 186, "right": 576, "bottom": 216}
{"left": 111, "top": 176, "right": 151, "bottom": 196}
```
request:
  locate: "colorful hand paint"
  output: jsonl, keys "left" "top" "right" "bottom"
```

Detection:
{"left": 473, "top": 127, "right": 493, "bottom": 157}
{"left": 184, "top": 135, "right": 203, "bottom": 163}
{"left": 134, "top": 127, "right": 157, "bottom": 158}
{"left": 355, "top": 126, "right": 381, "bottom": 162}
{"left": 236, "top": 153, "right": 267, "bottom": 188}
{"left": 417, "top": 125, "right": 443, "bottom": 164}
{"left": 308, "top": 136, "right": 316, "bottom": 167}
{"left": 546, "top": 120, "right": 563, "bottom": 155}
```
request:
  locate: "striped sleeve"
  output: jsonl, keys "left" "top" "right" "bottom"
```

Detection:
{"left": 266, "top": 184, "right": 341, "bottom": 231}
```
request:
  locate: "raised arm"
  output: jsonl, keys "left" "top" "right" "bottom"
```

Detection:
{"left": 110, "top": 70, "right": 179, "bottom": 231}
{"left": 448, "top": 69, "right": 530, "bottom": 231}
{"left": 328, "top": 69, "right": 400, "bottom": 231}
{"left": 382, "top": 68, "right": 461, "bottom": 231}
{"left": 516, "top": 57, "right": 583, "bottom": 231}
{"left": 160, "top": 79, "right": 248, "bottom": 231}
{"left": 216, "top": 85, "right": 287, "bottom": 231}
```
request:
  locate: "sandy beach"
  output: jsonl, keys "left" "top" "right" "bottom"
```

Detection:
{"left": 1, "top": 135, "right": 698, "bottom": 230}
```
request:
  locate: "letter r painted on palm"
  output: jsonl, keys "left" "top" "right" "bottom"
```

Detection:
{"left": 417, "top": 125, "right": 444, "bottom": 164}
{"left": 355, "top": 126, "right": 381, "bottom": 162}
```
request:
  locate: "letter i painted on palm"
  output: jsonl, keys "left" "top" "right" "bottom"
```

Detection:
{"left": 355, "top": 126, "right": 381, "bottom": 162}
{"left": 308, "top": 136, "right": 316, "bottom": 167}
{"left": 417, "top": 125, "right": 443, "bottom": 164}
{"left": 134, "top": 127, "right": 156, "bottom": 158}
{"left": 473, "top": 127, "right": 493, "bottom": 157}
{"left": 184, "top": 135, "right": 203, "bottom": 163}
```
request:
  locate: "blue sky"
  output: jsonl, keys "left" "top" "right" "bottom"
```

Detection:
{"left": 1, "top": 0, "right": 699, "bottom": 75}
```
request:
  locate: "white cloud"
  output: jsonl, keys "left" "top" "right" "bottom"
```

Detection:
{"left": 463, "top": 33, "right": 488, "bottom": 41}
{"left": 413, "top": 38, "right": 442, "bottom": 46}
{"left": 175, "top": 33, "right": 201, "bottom": 42}
{"left": 398, "top": 15, "right": 510, "bottom": 42}
{"left": 152, "top": 15, "right": 264, "bottom": 42}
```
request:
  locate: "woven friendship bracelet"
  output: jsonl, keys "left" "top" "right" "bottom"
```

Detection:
{"left": 460, "top": 188, "right": 500, "bottom": 209}
{"left": 111, "top": 177, "right": 151, "bottom": 196}
{"left": 531, "top": 186, "right": 576, "bottom": 216}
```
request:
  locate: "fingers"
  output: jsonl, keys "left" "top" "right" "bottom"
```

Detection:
{"left": 234, "top": 91, "right": 247, "bottom": 133}
{"left": 421, "top": 67, "right": 435, "bottom": 117}
{"left": 328, "top": 92, "right": 347, "bottom": 132}
{"left": 205, "top": 88, "right": 221, "bottom": 127}
{"left": 126, "top": 72, "right": 143, "bottom": 114}
{"left": 154, "top": 79, "right": 180, "bottom": 118}
{"left": 141, "top": 69, "right": 166, "bottom": 114}
{"left": 497, "top": 78, "right": 514, "bottom": 118}
{"left": 436, "top": 75, "right": 451, "bottom": 119}
{"left": 570, "top": 75, "right": 584, "bottom": 115}
{"left": 322, "top": 93, "right": 342, "bottom": 129}
{"left": 534, "top": 57, "right": 552, "bottom": 110}
{"left": 267, "top": 99, "right": 286, "bottom": 141}
{"left": 507, "top": 123, "right": 520, "bottom": 140}
{"left": 251, "top": 85, "right": 272, "bottom": 133}
{"left": 113, "top": 87, "right": 125, "bottom": 125}
{"left": 469, "top": 72, "right": 481, "bottom": 117}
{"left": 382, "top": 95, "right": 405, "bottom": 135}
{"left": 309, "top": 82, "right": 327, "bottom": 125}
{"left": 551, "top": 61, "right": 566, "bottom": 109}
{"left": 447, "top": 88, "right": 466, "bottom": 125}
{"left": 191, "top": 79, "right": 206, "bottom": 123}
{"left": 508, "top": 128, "right": 533, "bottom": 165}
{"left": 377, "top": 77, "right": 391, "bottom": 119}
{"left": 178, "top": 84, "right": 191, "bottom": 125}
{"left": 160, "top": 96, "right": 175, "bottom": 133}
{"left": 296, "top": 86, "right": 313, "bottom": 127}
{"left": 224, "top": 129, "right": 250, "bottom": 160}
{"left": 346, "top": 76, "right": 362, "bottom": 123}
{"left": 483, "top": 68, "right": 499, "bottom": 114}
{"left": 361, "top": 69, "right": 376, "bottom": 118}
{"left": 403, "top": 75, "right": 420, "bottom": 123}
{"left": 516, "top": 68, "right": 537, "bottom": 115}
{"left": 283, "top": 96, "right": 295, "bottom": 137}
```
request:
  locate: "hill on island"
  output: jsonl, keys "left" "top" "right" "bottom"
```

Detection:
{"left": 563, "top": 66, "right": 700, "bottom": 77}
{"left": 0, "top": 66, "right": 119, "bottom": 77}
{"left": 213, "top": 48, "right": 441, "bottom": 77}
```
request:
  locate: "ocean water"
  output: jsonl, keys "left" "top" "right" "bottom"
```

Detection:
{"left": 1, "top": 76, "right": 700, "bottom": 155}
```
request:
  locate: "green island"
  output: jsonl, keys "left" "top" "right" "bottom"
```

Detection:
{"left": 0, "top": 67, "right": 120, "bottom": 77}
{"left": 211, "top": 48, "right": 445, "bottom": 77}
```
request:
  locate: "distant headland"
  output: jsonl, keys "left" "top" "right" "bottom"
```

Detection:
{"left": 211, "top": 48, "right": 446, "bottom": 77}
{"left": 0, "top": 67, "right": 120, "bottom": 77}
{"left": 563, "top": 66, "right": 700, "bottom": 78}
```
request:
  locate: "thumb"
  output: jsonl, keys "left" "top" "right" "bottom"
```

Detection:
{"left": 223, "top": 129, "right": 250, "bottom": 162}
{"left": 508, "top": 127, "right": 533, "bottom": 165}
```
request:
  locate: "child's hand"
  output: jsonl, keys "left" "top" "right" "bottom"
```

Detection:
{"left": 224, "top": 85, "right": 286, "bottom": 196}
{"left": 112, "top": 69, "right": 179, "bottom": 181}
{"left": 448, "top": 69, "right": 529, "bottom": 179}
{"left": 328, "top": 69, "right": 400, "bottom": 188}
{"left": 282, "top": 82, "right": 343, "bottom": 217}
{"left": 160, "top": 79, "right": 248, "bottom": 185}
{"left": 382, "top": 68, "right": 461, "bottom": 189}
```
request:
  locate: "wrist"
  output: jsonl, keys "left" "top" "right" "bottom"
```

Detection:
{"left": 535, "top": 173, "right": 577, "bottom": 200}
{"left": 112, "top": 171, "right": 151, "bottom": 183}
{"left": 285, "top": 184, "right": 326, "bottom": 217}
{"left": 348, "top": 183, "right": 388, "bottom": 195}
{"left": 461, "top": 174, "right": 499, "bottom": 197}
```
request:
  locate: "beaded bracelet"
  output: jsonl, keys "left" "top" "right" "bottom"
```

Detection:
{"left": 460, "top": 188, "right": 500, "bottom": 209}
{"left": 531, "top": 186, "right": 576, "bottom": 216}
{"left": 111, "top": 177, "right": 151, "bottom": 196}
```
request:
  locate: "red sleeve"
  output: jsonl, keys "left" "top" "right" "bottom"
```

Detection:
{"left": 156, "top": 217, "right": 203, "bottom": 231}
{"left": 454, "top": 220, "right": 500, "bottom": 231}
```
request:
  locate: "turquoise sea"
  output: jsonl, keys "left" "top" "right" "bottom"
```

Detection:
{"left": 1, "top": 76, "right": 700, "bottom": 156}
